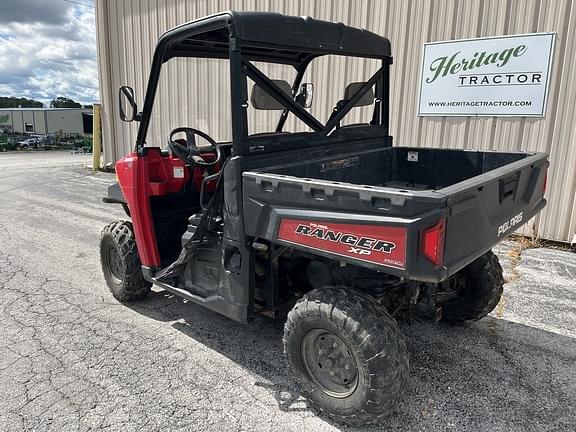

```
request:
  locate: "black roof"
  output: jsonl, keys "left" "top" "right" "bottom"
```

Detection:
{"left": 160, "top": 11, "right": 391, "bottom": 65}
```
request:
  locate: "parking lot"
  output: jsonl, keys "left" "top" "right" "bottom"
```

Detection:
{"left": 0, "top": 151, "right": 574, "bottom": 431}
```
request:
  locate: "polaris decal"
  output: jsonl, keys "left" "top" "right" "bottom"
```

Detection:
{"left": 497, "top": 211, "right": 523, "bottom": 237}
{"left": 278, "top": 219, "right": 407, "bottom": 269}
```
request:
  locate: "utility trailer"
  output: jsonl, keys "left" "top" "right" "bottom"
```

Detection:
{"left": 100, "top": 11, "right": 548, "bottom": 425}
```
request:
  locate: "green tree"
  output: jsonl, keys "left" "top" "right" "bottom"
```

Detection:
{"left": 0, "top": 96, "right": 43, "bottom": 108}
{"left": 50, "top": 97, "right": 82, "bottom": 108}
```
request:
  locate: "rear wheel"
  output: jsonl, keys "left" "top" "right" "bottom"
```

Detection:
{"left": 283, "top": 286, "right": 409, "bottom": 425}
{"left": 440, "top": 251, "right": 504, "bottom": 324}
{"left": 100, "top": 221, "right": 151, "bottom": 301}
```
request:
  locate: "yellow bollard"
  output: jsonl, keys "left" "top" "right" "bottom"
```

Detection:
{"left": 92, "top": 104, "right": 102, "bottom": 171}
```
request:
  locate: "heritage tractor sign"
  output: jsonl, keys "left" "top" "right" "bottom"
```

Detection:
{"left": 418, "top": 32, "right": 555, "bottom": 116}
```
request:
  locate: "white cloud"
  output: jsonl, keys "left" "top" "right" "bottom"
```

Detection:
{"left": 0, "top": 0, "right": 98, "bottom": 106}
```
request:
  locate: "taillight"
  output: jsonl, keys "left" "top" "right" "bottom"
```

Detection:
{"left": 421, "top": 219, "right": 446, "bottom": 266}
{"left": 543, "top": 172, "right": 548, "bottom": 194}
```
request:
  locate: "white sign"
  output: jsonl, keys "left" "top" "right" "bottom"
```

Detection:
{"left": 418, "top": 33, "right": 555, "bottom": 117}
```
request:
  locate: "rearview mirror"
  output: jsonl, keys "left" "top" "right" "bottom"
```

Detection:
{"left": 295, "top": 83, "right": 314, "bottom": 108}
{"left": 119, "top": 86, "right": 138, "bottom": 122}
{"left": 250, "top": 80, "right": 292, "bottom": 110}
{"left": 344, "top": 82, "right": 374, "bottom": 107}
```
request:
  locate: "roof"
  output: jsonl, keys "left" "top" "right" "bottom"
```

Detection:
{"left": 0, "top": 108, "right": 92, "bottom": 111}
{"left": 161, "top": 11, "right": 392, "bottom": 64}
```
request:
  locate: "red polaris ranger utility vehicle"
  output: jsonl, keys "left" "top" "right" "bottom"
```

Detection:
{"left": 100, "top": 12, "right": 548, "bottom": 425}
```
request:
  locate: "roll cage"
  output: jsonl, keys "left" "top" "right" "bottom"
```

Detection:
{"left": 135, "top": 11, "right": 393, "bottom": 156}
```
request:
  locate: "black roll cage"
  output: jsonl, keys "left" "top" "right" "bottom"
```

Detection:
{"left": 134, "top": 11, "right": 392, "bottom": 156}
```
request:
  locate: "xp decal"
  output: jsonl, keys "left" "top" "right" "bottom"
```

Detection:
{"left": 278, "top": 219, "right": 407, "bottom": 269}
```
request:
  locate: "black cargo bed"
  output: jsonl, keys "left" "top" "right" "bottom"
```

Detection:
{"left": 255, "top": 146, "right": 530, "bottom": 191}
{"left": 242, "top": 144, "right": 548, "bottom": 282}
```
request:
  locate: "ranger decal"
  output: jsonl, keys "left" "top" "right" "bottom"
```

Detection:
{"left": 278, "top": 219, "right": 407, "bottom": 269}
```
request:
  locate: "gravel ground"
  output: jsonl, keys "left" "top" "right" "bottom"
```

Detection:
{"left": 0, "top": 151, "right": 574, "bottom": 431}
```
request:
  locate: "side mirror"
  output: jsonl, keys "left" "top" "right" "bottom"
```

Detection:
{"left": 118, "top": 86, "right": 138, "bottom": 122}
{"left": 295, "top": 83, "right": 314, "bottom": 108}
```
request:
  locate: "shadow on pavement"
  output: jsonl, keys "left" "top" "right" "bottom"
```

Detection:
{"left": 126, "top": 289, "right": 576, "bottom": 431}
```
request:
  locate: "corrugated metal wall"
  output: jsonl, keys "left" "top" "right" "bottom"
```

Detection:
{"left": 96, "top": 0, "right": 576, "bottom": 242}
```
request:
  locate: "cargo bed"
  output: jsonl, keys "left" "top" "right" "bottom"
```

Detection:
{"left": 243, "top": 144, "right": 548, "bottom": 282}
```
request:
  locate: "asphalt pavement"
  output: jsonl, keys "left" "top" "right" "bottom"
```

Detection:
{"left": 0, "top": 151, "right": 574, "bottom": 431}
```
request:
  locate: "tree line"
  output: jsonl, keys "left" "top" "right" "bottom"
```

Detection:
{"left": 0, "top": 96, "right": 92, "bottom": 109}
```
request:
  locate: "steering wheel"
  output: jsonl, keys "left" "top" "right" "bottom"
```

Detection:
{"left": 168, "top": 127, "right": 222, "bottom": 167}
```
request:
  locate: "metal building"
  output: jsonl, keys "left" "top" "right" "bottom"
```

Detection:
{"left": 0, "top": 108, "right": 93, "bottom": 135}
{"left": 95, "top": 0, "right": 576, "bottom": 243}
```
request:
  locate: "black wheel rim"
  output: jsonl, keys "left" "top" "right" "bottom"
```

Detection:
{"left": 105, "top": 243, "right": 124, "bottom": 284}
{"left": 300, "top": 329, "right": 359, "bottom": 398}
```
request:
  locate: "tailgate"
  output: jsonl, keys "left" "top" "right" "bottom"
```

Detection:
{"left": 441, "top": 152, "right": 548, "bottom": 276}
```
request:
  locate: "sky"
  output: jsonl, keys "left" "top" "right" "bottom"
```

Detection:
{"left": 0, "top": 0, "right": 98, "bottom": 107}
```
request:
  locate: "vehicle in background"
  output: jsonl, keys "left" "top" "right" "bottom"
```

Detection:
{"left": 16, "top": 137, "right": 40, "bottom": 150}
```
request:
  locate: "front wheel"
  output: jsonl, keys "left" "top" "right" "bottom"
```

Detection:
{"left": 100, "top": 221, "right": 151, "bottom": 301}
{"left": 283, "top": 286, "right": 409, "bottom": 425}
